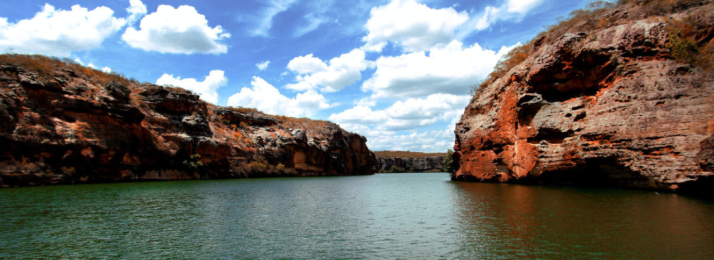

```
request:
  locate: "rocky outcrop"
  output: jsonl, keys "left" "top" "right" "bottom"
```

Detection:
{"left": 376, "top": 156, "right": 444, "bottom": 173}
{"left": 0, "top": 59, "right": 375, "bottom": 188}
{"left": 453, "top": 3, "right": 714, "bottom": 193}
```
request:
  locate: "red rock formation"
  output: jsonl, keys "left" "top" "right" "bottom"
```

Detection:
{"left": 0, "top": 57, "right": 375, "bottom": 188}
{"left": 453, "top": 2, "right": 714, "bottom": 193}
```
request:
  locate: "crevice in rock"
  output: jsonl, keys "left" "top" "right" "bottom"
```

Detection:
{"left": 528, "top": 129, "right": 574, "bottom": 144}
{"left": 532, "top": 157, "right": 649, "bottom": 187}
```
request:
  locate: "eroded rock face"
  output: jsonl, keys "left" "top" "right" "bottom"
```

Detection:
{"left": 453, "top": 4, "right": 714, "bottom": 193}
{"left": 376, "top": 157, "right": 445, "bottom": 173}
{"left": 0, "top": 63, "right": 375, "bottom": 188}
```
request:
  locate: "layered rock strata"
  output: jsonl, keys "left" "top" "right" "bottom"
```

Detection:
{"left": 453, "top": 3, "right": 714, "bottom": 193}
{"left": 0, "top": 60, "right": 375, "bottom": 188}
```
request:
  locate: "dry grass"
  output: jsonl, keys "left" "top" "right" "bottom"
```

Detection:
{"left": 373, "top": 151, "right": 447, "bottom": 158}
{"left": 276, "top": 116, "right": 337, "bottom": 132}
{"left": 0, "top": 54, "right": 139, "bottom": 86}
{"left": 162, "top": 84, "right": 195, "bottom": 95}
{"left": 228, "top": 106, "right": 261, "bottom": 114}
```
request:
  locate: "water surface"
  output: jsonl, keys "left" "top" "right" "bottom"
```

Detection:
{"left": 1, "top": 173, "right": 713, "bottom": 259}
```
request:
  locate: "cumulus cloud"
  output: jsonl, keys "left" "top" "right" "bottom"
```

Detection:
{"left": 256, "top": 60, "right": 270, "bottom": 70}
{"left": 0, "top": 4, "right": 126, "bottom": 56}
{"left": 366, "top": 129, "right": 456, "bottom": 152}
{"left": 474, "top": 0, "right": 546, "bottom": 30}
{"left": 122, "top": 5, "right": 230, "bottom": 54}
{"left": 330, "top": 94, "right": 468, "bottom": 152}
{"left": 362, "top": 40, "right": 518, "bottom": 99}
{"left": 126, "top": 0, "right": 148, "bottom": 24}
{"left": 329, "top": 93, "right": 469, "bottom": 132}
{"left": 101, "top": 67, "right": 112, "bottom": 73}
{"left": 286, "top": 49, "right": 371, "bottom": 93}
{"left": 156, "top": 70, "right": 227, "bottom": 104}
{"left": 227, "top": 77, "right": 336, "bottom": 117}
{"left": 363, "top": 0, "right": 469, "bottom": 52}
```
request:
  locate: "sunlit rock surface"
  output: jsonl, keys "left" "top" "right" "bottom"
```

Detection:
{"left": 453, "top": 3, "right": 714, "bottom": 193}
{"left": 0, "top": 60, "right": 375, "bottom": 187}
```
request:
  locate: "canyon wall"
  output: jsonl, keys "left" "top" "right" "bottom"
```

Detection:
{"left": 453, "top": 2, "right": 714, "bottom": 193}
{"left": 376, "top": 156, "right": 444, "bottom": 173}
{"left": 0, "top": 59, "right": 375, "bottom": 188}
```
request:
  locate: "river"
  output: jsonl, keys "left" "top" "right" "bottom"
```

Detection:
{"left": 1, "top": 173, "right": 713, "bottom": 259}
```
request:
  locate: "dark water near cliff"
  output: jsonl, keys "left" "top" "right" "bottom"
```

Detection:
{"left": 1, "top": 173, "right": 713, "bottom": 259}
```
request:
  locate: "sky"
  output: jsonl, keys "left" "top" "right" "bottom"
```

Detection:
{"left": 0, "top": 0, "right": 591, "bottom": 152}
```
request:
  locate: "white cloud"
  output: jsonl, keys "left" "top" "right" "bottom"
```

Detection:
{"left": 474, "top": 0, "right": 546, "bottom": 31}
{"left": 293, "top": 14, "right": 325, "bottom": 37}
{"left": 362, "top": 40, "right": 518, "bottom": 99}
{"left": 507, "top": 0, "right": 546, "bottom": 14}
{"left": 330, "top": 94, "right": 467, "bottom": 152}
{"left": 286, "top": 49, "right": 371, "bottom": 93}
{"left": 329, "top": 106, "right": 389, "bottom": 125}
{"left": 386, "top": 94, "right": 470, "bottom": 120}
{"left": 156, "top": 70, "right": 227, "bottom": 104}
{"left": 256, "top": 60, "right": 271, "bottom": 70}
{"left": 122, "top": 5, "right": 230, "bottom": 54}
{"left": 354, "top": 97, "right": 377, "bottom": 107}
{"left": 363, "top": 0, "right": 469, "bottom": 52}
{"left": 330, "top": 93, "right": 469, "bottom": 132}
{"left": 101, "top": 67, "right": 112, "bottom": 73}
{"left": 0, "top": 4, "right": 126, "bottom": 57}
{"left": 127, "top": 0, "right": 148, "bottom": 24}
{"left": 250, "top": 0, "right": 297, "bottom": 37}
{"left": 366, "top": 129, "right": 455, "bottom": 152}
{"left": 287, "top": 54, "right": 327, "bottom": 74}
{"left": 227, "top": 76, "right": 336, "bottom": 117}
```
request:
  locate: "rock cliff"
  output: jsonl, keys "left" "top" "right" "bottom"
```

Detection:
{"left": 453, "top": 1, "right": 714, "bottom": 193}
{"left": 0, "top": 56, "right": 375, "bottom": 188}
{"left": 376, "top": 156, "right": 444, "bottom": 173}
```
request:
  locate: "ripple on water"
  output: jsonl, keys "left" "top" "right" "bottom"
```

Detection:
{"left": 1, "top": 173, "right": 713, "bottom": 259}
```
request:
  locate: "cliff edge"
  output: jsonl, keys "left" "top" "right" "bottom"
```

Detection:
{"left": 0, "top": 55, "right": 375, "bottom": 188}
{"left": 453, "top": 0, "right": 714, "bottom": 193}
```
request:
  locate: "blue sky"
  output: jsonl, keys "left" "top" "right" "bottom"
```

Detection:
{"left": 0, "top": 0, "right": 590, "bottom": 152}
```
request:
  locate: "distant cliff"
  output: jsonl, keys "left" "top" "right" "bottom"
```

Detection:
{"left": 373, "top": 151, "right": 445, "bottom": 173}
{"left": 0, "top": 55, "right": 375, "bottom": 188}
{"left": 375, "top": 156, "right": 444, "bottom": 173}
{"left": 453, "top": 0, "right": 714, "bottom": 193}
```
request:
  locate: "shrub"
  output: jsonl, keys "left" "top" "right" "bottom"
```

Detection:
{"left": 183, "top": 154, "right": 204, "bottom": 169}
{"left": 443, "top": 149, "right": 457, "bottom": 178}
{"left": 229, "top": 106, "right": 260, "bottom": 114}
{"left": 668, "top": 25, "right": 699, "bottom": 64}
{"left": 388, "top": 165, "right": 400, "bottom": 173}
{"left": 60, "top": 167, "right": 76, "bottom": 175}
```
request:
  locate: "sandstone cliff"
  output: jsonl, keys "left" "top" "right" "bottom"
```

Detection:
{"left": 376, "top": 156, "right": 444, "bottom": 173}
{"left": 453, "top": 1, "right": 714, "bottom": 193}
{"left": 0, "top": 56, "right": 375, "bottom": 188}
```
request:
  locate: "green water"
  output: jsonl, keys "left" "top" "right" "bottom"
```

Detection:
{"left": 1, "top": 173, "right": 713, "bottom": 259}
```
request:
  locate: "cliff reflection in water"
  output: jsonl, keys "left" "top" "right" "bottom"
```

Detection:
{"left": 450, "top": 181, "right": 714, "bottom": 259}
